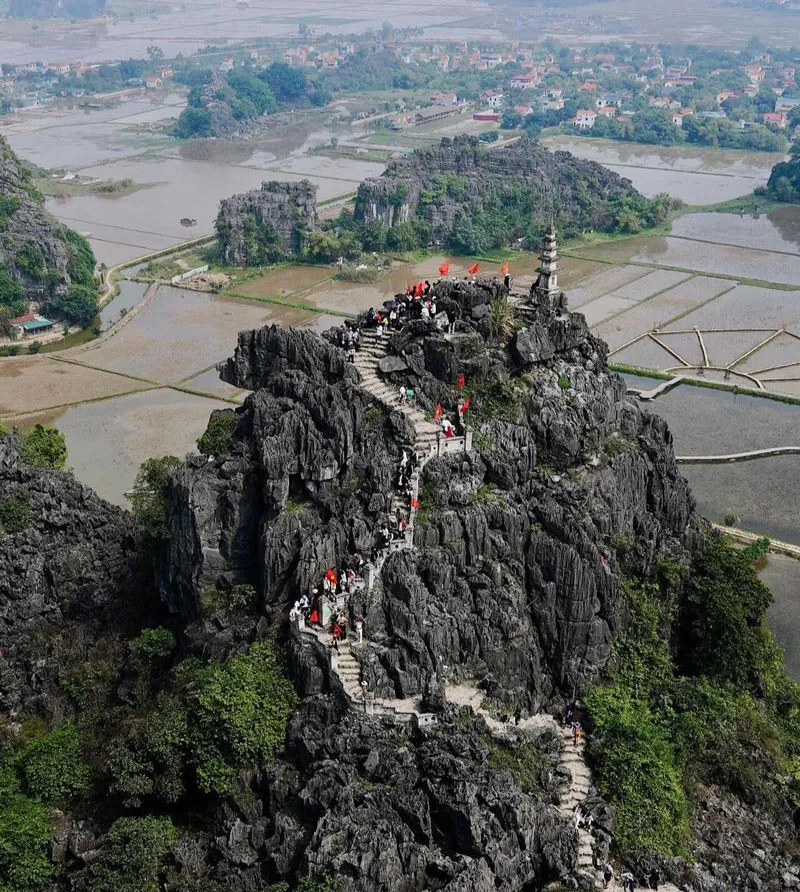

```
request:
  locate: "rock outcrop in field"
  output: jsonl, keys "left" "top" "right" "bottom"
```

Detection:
{"left": 354, "top": 135, "right": 647, "bottom": 241}
{"left": 216, "top": 180, "right": 318, "bottom": 266}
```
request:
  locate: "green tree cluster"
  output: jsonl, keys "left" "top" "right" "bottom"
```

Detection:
{"left": 767, "top": 143, "right": 800, "bottom": 202}
{"left": 0, "top": 265, "right": 24, "bottom": 316}
{"left": 44, "top": 285, "right": 99, "bottom": 328}
{"left": 109, "top": 643, "right": 297, "bottom": 804}
{"left": 587, "top": 537, "right": 800, "bottom": 860}
{"left": 196, "top": 410, "right": 238, "bottom": 458}
{"left": 0, "top": 489, "right": 30, "bottom": 534}
{"left": 0, "top": 721, "right": 93, "bottom": 892}
{"left": 126, "top": 455, "right": 181, "bottom": 545}
{"left": 72, "top": 816, "right": 176, "bottom": 892}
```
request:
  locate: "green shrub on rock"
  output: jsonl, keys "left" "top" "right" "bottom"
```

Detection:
{"left": 72, "top": 816, "right": 177, "bottom": 892}
{"left": 196, "top": 411, "right": 237, "bottom": 458}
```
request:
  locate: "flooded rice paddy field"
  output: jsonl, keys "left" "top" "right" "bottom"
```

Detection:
{"left": 1, "top": 97, "right": 384, "bottom": 266}
{"left": 0, "top": 0, "right": 479, "bottom": 66}
{"left": 542, "top": 137, "right": 779, "bottom": 204}
{"left": 19, "top": 389, "right": 233, "bottom": 508}
{"left": 73, "top": 286, "right": 315, "bottom": 384}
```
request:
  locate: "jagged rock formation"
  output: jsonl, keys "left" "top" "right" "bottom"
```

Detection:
{"left": 0, "top": 136, "right": 96, "bottom": 303}
{"left": 160, "top": 277, "right": 697, "bottom": 710}
{"left": 354, "top": 135, "right": 643, "bottom": 242}
{"left": 1, "top": 262, "right": 798, "bottom": 891}
{"left": 216, "top": 180, "right": 318, "bottom": 266}
{"left": 0, "top": 431, "right": 140, "bottom": 717}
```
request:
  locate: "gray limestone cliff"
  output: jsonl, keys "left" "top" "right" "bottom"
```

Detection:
{"left": 0, "top": 431, "right": 140, "bottom": 717}
{"left": 0, "top": 136, "right": 95, "bottom": 304}
{"left": 216, "top": 180, "right": 318, "bottom": 266}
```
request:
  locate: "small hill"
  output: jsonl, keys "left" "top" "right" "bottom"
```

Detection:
{"left": 0, "top": 136, "right": 98, "bottom": 324}
{"left": 351, "top": 136, "right": 672, "bottom": 252}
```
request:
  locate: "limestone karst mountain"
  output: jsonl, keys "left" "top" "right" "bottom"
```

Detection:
{"left": 0, "top": 246, "right": 797, "bottom": 892}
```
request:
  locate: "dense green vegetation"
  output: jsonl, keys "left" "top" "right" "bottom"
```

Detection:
{"left": 587, "top": 537, "right": 800, "bottom": 860}
{"left": 127, "top": 455, "right": 181, "bottom": 546}
{"left": 767, "top": 143, "right": 800, "bottom": 203}
{"left": 552, "top": 107, "right": 788, "bottom": 153}
{"left": 20, "top": 424, "right": 67, "bottom": 470}
{"left": 44, "top": 285, "right": 99, "bottom": 328}
{"left": 0, "top": 721, "right": 94, "bottom": 892}
{"left": 109, "top": 642, "right": 297, "bottom": 803}
{"left": 71, "top": 817, "right": 176, "bottom": 892}
{"left": 0, "top": 265, "right": 24, "bottom": 316}
{"left": 0, "top": 488, "right": 30, "bottom": 535}
{"left": 0, "top": 141, "right": 99, "bottom": 329}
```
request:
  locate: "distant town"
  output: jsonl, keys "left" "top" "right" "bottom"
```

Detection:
{"left": 2, "top": 25, "right": 799, "bottom": 152}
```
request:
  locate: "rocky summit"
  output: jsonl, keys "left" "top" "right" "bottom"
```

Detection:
{"left": 0, "top": 246, "right": 798, "bottom": 892}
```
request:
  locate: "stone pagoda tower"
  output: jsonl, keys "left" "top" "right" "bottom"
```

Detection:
{"left": 532, "top": 227, "right": 566, "bottom": 312}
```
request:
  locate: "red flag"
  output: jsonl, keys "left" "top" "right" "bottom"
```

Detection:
{"left": 500, "top": 262, "right": 509, "bottom": 276}
{"left": 325, "top": 568, "right": 337, "bottom": 585}
{"left": 468, "top": 262, "right": 480, "bottom": 276}
{"left": 411, "top": 497, "right": 421, "bottom": 510}
{"left": 439, "top": 261, "right": 450, "bottom": 277}
{"left": 456, "top": 373, "right": 465, "bottom": 388}
{"left": 432, "top": 403, "right": 442, "bottom": 422}
{"left": 414, "top": 281, "right": 424, "bottom": 297}
{"left": 461, "top": 397, "right": 471, "bottom": 412}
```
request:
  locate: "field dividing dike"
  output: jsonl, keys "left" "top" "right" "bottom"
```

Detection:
{"left": 562, "top": 250, "right": 800, "bottom": 292}
{"left": 668, "top": 232, "right": 800, "bottom": 260}
{"left": 0, "top": 385, "right": 160, "bottom": 423}
{"left": 610, "top": 361, "right": 800, "bottom": 406}
{"left": 592, "top": 272, "right": 698, "bottom": 328}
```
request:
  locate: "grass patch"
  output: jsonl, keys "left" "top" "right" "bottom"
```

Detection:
{"left": 487, "top": 739, "right": 548, "bottom": 795}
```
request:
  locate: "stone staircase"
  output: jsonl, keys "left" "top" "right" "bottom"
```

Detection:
{"left": 297, "top": 326, "right": 449, "bottom": 724}
{"left": 556, "top": 722, "right": 596, "bottom": 878}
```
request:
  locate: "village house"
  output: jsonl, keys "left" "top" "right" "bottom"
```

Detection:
{"left": 597, "top": 105, "right": 617, "bottom": 118}
{"left": 541, "top": 96, "right": 565, "bottom": 111}
{"left": 510, "top": 73, "right": 539, "bottom": 90}
{"left": 430, "top": 91, "right": 458, "bottom": 106}
{"left": 145, "top": 76, "right": 162, "bottom": 90}
{"left": 776, "top": 96, "right": 800, "bottom": 113}
{"left": 219, "top": 57, "right": 235, "bottom": 73}
{"left": 763, "top": 111, "right": 788, "bottom": 128}
{"left": 320, "top": 52, "right": 340, "bottom": 70}
{"left": 513, "top": 104, "right": 533, "bottom": 116}
{"left": 743, "top": 64, "right": 766, "bottom": 82}
{"left": 479, "top": 53, "right": 503, "bottom": 69}
{"left": 574, "top": 108, "right": 597, "bottom": 129}
{"left": 672, "top": 108, "right": 693, "bottom": 127}
{"left": 481, "top": 90, "right": 504, "bottom": 109}
{"left": 473, "top": 111, "right": 499, "bottom": 122}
